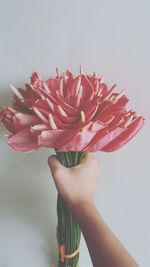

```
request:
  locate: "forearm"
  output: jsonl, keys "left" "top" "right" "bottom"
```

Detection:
{"left": 71, "top": 203, "right": 139, "bottom": 267}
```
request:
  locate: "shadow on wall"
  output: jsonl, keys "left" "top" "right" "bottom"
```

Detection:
{"left": 0, "top": 90, "right": 58, "bottom": 265}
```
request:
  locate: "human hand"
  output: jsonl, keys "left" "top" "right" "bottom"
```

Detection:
{"left": 48, "top": 153, "right": 100, "bottom": 210}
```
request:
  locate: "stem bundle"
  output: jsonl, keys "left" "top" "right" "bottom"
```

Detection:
{"left": 56, "top": 152, "right": 85, "bottom": 267}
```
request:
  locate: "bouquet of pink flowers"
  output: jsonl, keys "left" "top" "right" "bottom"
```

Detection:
{"left": 0, "top": 67, "right": 144, "bottom": 267}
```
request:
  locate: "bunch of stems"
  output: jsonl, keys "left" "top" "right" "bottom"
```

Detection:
{"left": 56, "top": 152, "right": 85, "bottom": 267}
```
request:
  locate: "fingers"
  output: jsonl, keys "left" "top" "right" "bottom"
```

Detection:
{"left": 48, "top": 153, "right": 100, "bottom": 178}
{"left": 80, "top": 152, "right": 92, "bottom": 163}
{"left": 70, "top": 153, "right": 100, "bottom": 175}
{"left": 80, "top": 153, "right": 100, "bottom": 168}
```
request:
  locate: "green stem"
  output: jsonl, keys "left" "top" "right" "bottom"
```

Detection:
{"left": 56, "top": 151, "right": 85, "bottom": 267}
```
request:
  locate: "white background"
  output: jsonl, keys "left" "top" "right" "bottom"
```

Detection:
{"left": 0, "top": 0, "right": 150, "bottom": 266}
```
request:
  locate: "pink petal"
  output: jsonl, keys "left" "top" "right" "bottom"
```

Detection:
{"left": 101, "top": 117, "right": 144, "bottom": 152}
{"left": 81, "top": 75, "right": 94, "bottom": 99}
{"left": 59, "top": 130, "right": 95, "bottom": 151}
{"left": 46, "top": 78, "right": 60, "bottom": 93}
{"left": 31, "top": 124, "right": 49, "bottom": 137}
{"left": 31, "top": 72, "right": 42, "bottom": 83}
{"left": 8, "top": 128, "right": 37, "bottom": 152}
{"left": 84, "top": 126, "right": 124, "bottom": 151}
{"left": 66, "top": 76, "right": 80, "bottom": 97}
{"left": 87, "top": 74, "right": 101, "bottom": 91}
{"left": 13, "top": 98, "right": 36, "bottom": 110}
{"left": 38, "top": 122, "right": 94, "bottom": 150}
{"left": 38, "top": 129, "right": 68, "bottom": 148}
{"left": 0, "top": 109, "right": 15, "bottom": 133}
{"left": 55, "top": 92, "right": 78, "bottom": 116}
{"left": 55, "top": 125, "right": 89, "bottom": 150}
{"left": 60, "top": 121, "right": 106, "bottom": 151}
{"left": 95, "top": 95, "right": 129, "bottom": 122}
{"left": 13, "top": 113, "right": 40, "bottom": 131}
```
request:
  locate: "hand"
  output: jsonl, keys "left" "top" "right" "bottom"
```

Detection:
{"left": 48, "top": 153, "right": 139, "bottom": 267}
{"left": 48, "top": 153, "right": 100, "bottom": 209}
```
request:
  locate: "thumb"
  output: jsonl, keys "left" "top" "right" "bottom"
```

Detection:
{"left": 48, "top": 155, "right": 68, "bottom": 194}
{"left": 48, "top": 155, "right": 63, "bottom": 177}
{"left": 48, "top": 155, "right": 68, "bottom": 183}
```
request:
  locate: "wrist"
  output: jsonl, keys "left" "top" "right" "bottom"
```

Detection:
{"left": 69, "top": 201, "right": 95, "bottom": 218}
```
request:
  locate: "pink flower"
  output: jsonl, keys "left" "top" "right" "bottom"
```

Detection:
{"left": 0, "top": 68, "right": 144, "bottom": 152}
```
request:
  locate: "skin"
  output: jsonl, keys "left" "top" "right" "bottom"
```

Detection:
{"left": 48, "top": 153, "right": 139, "bottom": 267}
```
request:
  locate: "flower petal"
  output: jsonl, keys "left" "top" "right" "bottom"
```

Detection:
{"left": 84, "top": 126, "right": 124, "bottom": 151}
{"left": 38, "top": 129, "right": 67, "bottom": 148}
{"left": 46, "top": 78, "right": 60, "bottom": 93}
{"left": 101, "top": 116, "right": 144, "bottom": 152}
{"left": 8, "top": 128, "right": 37, "bottom": 152}
{"left": 0, "top": 109, "right": 15, "bottom": 133}
{"left": 79, "top": 75, "right": 94, "bottom": 100}
{"left": 60, "top": 130, "right": 95, "bottom": 151}
{"left": 95, "top": 95, "right": 129, "bottom": 122}
{"left": 13, "top": 113, "right": 40, "bottom": 131}
{"left": 60, "top": 121, "right": 106, "bottom": 151}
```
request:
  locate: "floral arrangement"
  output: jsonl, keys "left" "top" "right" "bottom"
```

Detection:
{"left": 0, "top": 67, "right": 144, "bottom": 267}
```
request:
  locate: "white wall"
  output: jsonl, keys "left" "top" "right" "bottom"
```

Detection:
{"left": 0, "top": 0, "right": 149, "bottom": 266}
